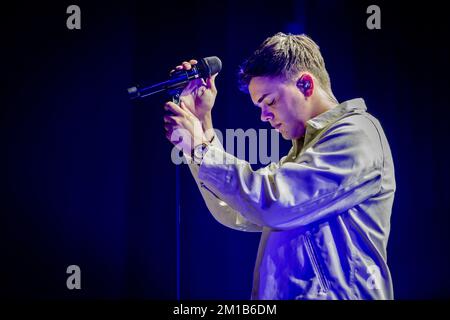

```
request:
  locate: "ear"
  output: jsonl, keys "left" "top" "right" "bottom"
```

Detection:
{"left": 296, "top": 74, "right": 314, "bottom": 97}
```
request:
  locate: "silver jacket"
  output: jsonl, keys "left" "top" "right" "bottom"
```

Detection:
{"left": 188, "top": 98, "right": 396, "bottom": 300}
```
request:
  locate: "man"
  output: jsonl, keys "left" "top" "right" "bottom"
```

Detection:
{"left": 163, "top": 32, "right": 396, "bottom": 300}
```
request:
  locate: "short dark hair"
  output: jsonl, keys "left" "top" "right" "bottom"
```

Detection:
{"left": 238, "top": 32, "right": 335, "bottom": 99}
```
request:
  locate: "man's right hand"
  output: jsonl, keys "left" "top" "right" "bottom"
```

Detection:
{"left": 170, "top": 59, "right": 218, "bottom": 123}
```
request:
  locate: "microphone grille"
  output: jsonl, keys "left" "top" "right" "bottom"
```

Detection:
{"left": 200, "top": 56, "right": 222, "bottom": 77}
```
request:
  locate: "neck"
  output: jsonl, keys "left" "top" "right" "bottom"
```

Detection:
{"left": 311, "top": 88, "right": 338, "bottom": 117}
{"left": 313, "top": 96, "right": 338, "bottom": 117}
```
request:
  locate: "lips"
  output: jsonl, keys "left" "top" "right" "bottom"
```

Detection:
{"left": 273, "top": 123, "right": 282, "bottom": 130}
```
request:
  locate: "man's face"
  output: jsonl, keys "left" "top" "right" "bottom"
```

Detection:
{"left": 249, "top": 76, "right": 313, "bottom": 140}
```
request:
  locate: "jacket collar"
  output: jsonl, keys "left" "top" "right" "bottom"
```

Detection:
{"left": 307, "top": 98, "right": 367, "bottom": 131}
{"left": 292, "top": 98, "right": 368, "bottom": 154}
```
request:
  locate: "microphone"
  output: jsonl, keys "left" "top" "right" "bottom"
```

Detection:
{"left": 127, "top": 56, "right": 222, "bottom": 100}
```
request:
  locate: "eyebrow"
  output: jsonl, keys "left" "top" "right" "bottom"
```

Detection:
{"left": 255, "top": 93, "right": 270, "bottom": 106}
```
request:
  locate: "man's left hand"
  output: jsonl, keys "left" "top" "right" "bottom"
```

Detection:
{"left": 164, "top": 100, "right": 208, "bottom": 156}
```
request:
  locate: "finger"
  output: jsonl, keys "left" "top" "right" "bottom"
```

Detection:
{"left": 164, "top": 125, "right": 179, "bottom": 138}
{"left": 196, "top": 86, "right": 207, "bottom": 97}
{"left": 179, "top": 100, "right": 195, "bottom": 116}
{"left": 166, "top": 130, "right": 183, "bottom": 144}
{"left": 188, "top": 59, "right": 198, "bottom": 65}
{"left": 163, "top": 115, "right": 173, "bottom": 123}
{"left": 206, "top": 73, "right": 218, "bottom": 92}
{"left": 182, "top": 78, "right": 204, "bottom": 94}
{"left": 163, "top": 114, "right": 182, "bottom": 125}
{"left": 164, "top": 101, "right": 187, "bottom": 116}
{"left": 182, "top": 61, "right": 192, "bottom": 70}
{"left": 179, "top": 100, "right": 189, "bottom": 113}
{"left": 164, "top": 123, "right": 177, "bottom": 132}
{"left": 165, "top": 130, "right": 175, "bottom": 142}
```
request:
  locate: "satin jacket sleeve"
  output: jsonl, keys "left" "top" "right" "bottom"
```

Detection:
{"left": 188, "top": 136, "right": 265, "bottom": 232}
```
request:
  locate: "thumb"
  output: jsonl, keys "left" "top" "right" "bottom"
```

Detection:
{"left": 206, "top": 73, "right": 218, "bottom": 92}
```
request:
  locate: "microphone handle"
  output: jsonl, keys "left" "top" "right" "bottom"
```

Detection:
{"left": 128, "top": 67, "right": 202, "bottom": 100}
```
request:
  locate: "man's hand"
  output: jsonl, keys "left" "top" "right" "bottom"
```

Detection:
{"left": 164, "top": 100, "right": 208, "bottom": 156}
{"left": 170, "top": 59, "right": 218, "bottom": 135}
{"left": 171, "top": 59, "right": 218, "bottom": 119}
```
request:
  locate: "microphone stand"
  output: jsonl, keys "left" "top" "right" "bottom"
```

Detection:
{"left": 169, "top": 88, "right": 183, "bottom": 301}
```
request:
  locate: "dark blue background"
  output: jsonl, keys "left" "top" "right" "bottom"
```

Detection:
{"left": 2, "top": 0, "right": 449, "bottom": 299}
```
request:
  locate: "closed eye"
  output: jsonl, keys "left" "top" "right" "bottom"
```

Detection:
{"left": 267, "top": 99, "right": 275, "bottom": 106}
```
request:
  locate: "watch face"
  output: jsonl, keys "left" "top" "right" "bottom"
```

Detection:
{"left": 194, "top": 143, "right": 208, "bottom": 160}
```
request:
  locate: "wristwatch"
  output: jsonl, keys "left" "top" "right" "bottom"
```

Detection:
{"left": 191, "top": 142, "right": 209, "bottom": 165}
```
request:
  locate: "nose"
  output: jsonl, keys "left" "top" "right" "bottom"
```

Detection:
{"left": 260, "top": 108, "right": 274, "bottom": 122}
